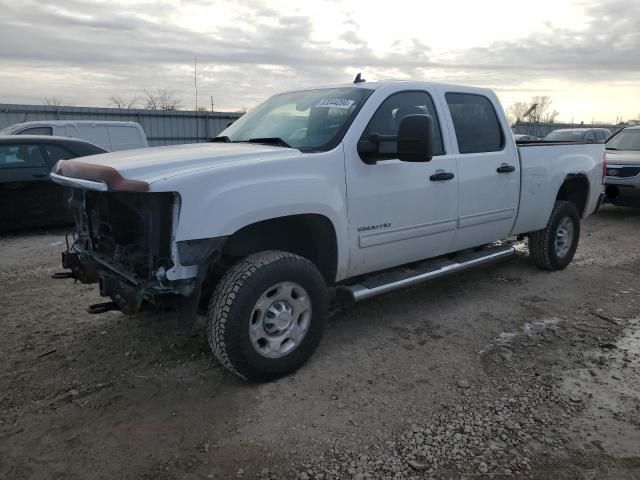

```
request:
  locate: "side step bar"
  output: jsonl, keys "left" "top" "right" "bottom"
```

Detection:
{"left": 342, "top": 244, "right": 516, "bottom": 302}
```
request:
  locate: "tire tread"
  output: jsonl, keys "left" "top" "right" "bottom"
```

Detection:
{"left": 529, "top": 200, "right": 578, "bottom": 271}
{"left": 207, "top": 251, "right": 323, "bottom": 380}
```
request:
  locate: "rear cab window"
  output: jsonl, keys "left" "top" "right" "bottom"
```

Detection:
{"left": 445, "top": 93, "right": 505, "bottom": 154}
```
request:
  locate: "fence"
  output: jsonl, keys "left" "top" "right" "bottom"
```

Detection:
{"left": 0, "top": 104, "right": 243, "bottom": 147}
{"left": 512, "top": 121, "right": 623, "bottom": 139}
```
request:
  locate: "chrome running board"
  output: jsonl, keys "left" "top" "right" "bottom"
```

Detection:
{"left": 343, "top": 244, "right": 516, "bottom": 302}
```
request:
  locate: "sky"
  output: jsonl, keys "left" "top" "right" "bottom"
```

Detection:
{"left": 1, "top": 0, "right": 639, "bottom": 123}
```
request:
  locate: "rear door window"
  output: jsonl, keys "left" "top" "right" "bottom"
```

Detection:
{"left": 43, "top": 144, "right": 76, "bottom": 167}
{"left": 16, "top": 127, "right": 53, "bottom": 136}
{"left": 585, "top": 131, "right": 596, "bottom": 142}
{"left": 445, "top": 93, "right": 504, "bottom": 154}
{"left": 0, "top": 144, "right": 47, "bottom": 168}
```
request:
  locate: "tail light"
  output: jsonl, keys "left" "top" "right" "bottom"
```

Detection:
{"left": 602, "top": 152, "right": 607, "bottom": 185}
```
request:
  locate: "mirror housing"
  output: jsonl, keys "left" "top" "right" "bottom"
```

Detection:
{"left": 357, "top": 114, "right": 434, "bottom": 164}
{"left": 397, "top": 114, "right": 434, "bottom": 162}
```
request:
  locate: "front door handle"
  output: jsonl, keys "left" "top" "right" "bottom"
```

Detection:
{"left": 497, "top": 164, "right": 516, "bottom": 173}
{"left": 32, "top": 173, "right": 48, "bottom": 178}
{"left": 429, "top": 171, "right": 455, "bottom": 181}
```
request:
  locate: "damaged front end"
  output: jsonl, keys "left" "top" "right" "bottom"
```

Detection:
{"left": 56, "top": 188, "right": 202, "bottom": 320}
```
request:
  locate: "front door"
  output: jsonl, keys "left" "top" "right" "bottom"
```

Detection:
{"left": 0, "top": 143, "right": 56, "bottom": 229}
{"left": 443, "top": 92, "right": 520, "bottom": 251}
{"left": 344, "top": 90, "right": 459, "bottom": 277}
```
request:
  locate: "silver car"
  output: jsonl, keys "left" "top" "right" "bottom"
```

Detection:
{"left": 544, "top": 128, "right": 611, "bottom": 143}
{"left": 604, "top": 125, "right": 640, "bottom": 207}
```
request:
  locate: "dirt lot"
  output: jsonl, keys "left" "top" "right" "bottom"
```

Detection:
{"left": 1, "top": 205, "right": 639, "bottom": 480}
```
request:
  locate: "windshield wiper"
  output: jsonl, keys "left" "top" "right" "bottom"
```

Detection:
{"left": 208, "top": 136, "right": 231, "bottom": 143}
{"left": 245, "top": 137, "right": 292, "bottom": 148}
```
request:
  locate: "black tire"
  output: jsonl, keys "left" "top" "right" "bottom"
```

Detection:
{"left": 528, "top": 200, "right": 580, "bottom": 271}
{"left": 207, "top": 251, "right": 328, "bottom": 381}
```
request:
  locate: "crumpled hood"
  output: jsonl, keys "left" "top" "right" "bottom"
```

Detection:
{"left": 64, "top": 142, "right": 301, "bottom": 184}
{"left": 606, "top": 150, "right": 640, "bottom": 165}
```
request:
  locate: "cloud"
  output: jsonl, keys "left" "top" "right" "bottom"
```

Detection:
{"left": 0, "top": 0, "right": 639, "bottom": 114}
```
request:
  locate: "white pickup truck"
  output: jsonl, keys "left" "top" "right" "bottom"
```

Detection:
{"left": 51, "top": 80, "right": 606, "bottom": 381}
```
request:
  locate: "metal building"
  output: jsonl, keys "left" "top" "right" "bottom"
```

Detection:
{"left": 0, "top": 104, "right": 243, "bottom": 147}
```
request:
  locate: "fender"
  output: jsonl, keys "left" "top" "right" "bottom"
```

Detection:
{"left": 152, "top": 147, "right": 351, "bottom": 280}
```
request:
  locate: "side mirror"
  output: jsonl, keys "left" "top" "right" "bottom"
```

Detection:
{"left": 397, "top": 114, "right": 434, "bottom": 162}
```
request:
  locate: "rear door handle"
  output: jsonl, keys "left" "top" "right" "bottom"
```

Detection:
{"left": 497, "top": 164, "right": 516, "bottom": 173}
{"left": 32, "top": 173, "right": 48, "bottom": 178}
{"left": 429, "top": 172, "right": 455, "bottom": 181}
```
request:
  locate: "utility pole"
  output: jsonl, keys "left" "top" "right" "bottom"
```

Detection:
{"left": 211, "top": 96, "right": 215, "bottom": 113}
{"left": 194, "top": 57, "right": 199, "bottom": 141}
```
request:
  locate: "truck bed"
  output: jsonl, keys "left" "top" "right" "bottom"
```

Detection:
{"left": 511, "top": 142, "right": 605, "bottom": 235}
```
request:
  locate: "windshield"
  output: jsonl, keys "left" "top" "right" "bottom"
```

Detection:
{"left": 544, "top": 130, "right": 586, "bottom": 141}
{"left": 606, "top": 129, "right": 640, "bottom": 151}
{"left": 219, "top": 87, "right": 373, "bottom": 151}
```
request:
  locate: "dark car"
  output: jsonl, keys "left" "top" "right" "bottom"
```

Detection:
{"left": 543, "top": 128, "right": 611, "bottom": 143}
{"left": 0, "top": 135, "right": 107, "bottom": 230}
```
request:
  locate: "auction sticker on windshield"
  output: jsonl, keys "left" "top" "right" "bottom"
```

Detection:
{"left": 316, "top": 98, "right": 355, "bottom": 109}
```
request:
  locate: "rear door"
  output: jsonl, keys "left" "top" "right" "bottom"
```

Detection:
{"left": 444, "top": 92, "right": 520, "bottom": 251}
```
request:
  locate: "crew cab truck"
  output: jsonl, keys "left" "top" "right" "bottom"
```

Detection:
{"left": 50, "top": 80, "right": 606, "bottom": 381}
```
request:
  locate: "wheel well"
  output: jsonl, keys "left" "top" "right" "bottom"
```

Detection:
{"left": 221, "top": 214, "right": 338, "bottom": 283}
{"left": 556, "top": 175, "right": 589, "bottom": 217}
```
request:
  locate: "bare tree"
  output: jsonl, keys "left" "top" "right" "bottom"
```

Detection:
{"left": 506, "top": 101, "right": 531, "bottom": 125}
{"left": 43, "top": 96, "right": 63, "bottom": 106}
{"left": 108, "top": 95, "right": 140, "bottom": 109}
{"left": 506, "top": 96, "right": 559, "bottom": 124}
{"left": 142, "top": 89, "right": 182, "bottom": 111}
{"left": 528, "top": 96, "right": 555, "bottom": 123}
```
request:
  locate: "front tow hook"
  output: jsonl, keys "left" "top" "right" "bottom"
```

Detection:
{"left": 51, "top": 271, "right": 76, "bottom": 280}
{"left": 87, "top": 302, "right": 120, "bottom": 314}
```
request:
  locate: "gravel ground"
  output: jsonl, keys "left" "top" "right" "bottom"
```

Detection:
{"left": 1, "top": 205, "right": 639, "bottom": 480}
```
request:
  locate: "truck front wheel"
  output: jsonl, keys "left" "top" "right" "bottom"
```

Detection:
{"left": 528, "top": 200, "right": 580, "bottom": 271}
{"left": 207, "top": 251, "right": 328, "bottom": 381}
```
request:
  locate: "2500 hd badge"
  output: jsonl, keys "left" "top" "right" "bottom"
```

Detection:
{"left": 357, "top": 223, "right": 391, "bottom": 233}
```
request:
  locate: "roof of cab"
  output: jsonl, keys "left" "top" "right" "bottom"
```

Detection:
{"left": 279, "top": 80, "right": 495, "bottom": 95}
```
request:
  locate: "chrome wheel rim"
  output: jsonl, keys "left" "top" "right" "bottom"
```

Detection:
{"left": 555, "top": 217, "right": 574, "bottom": 258}
{"left": 249, "top": 281, "right": 312, "bottom": 358}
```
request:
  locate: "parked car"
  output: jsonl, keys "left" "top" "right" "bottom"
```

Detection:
{"left": 0, "top": 121, "right": 148, "bottom": 152}
{"left": 51, "top": 81, "right": 605, "bottom": 381}
{"left": 544, "top": 128, "right": 611, "bottom": 143}
{"left": 0, "top": 135, "right": 107, "bottom": 230}
{"left": 514, "top": 134, "right": 540, "bottom": 142}
{"left": 604, "top": 125, "right": 640, "bottom": 206}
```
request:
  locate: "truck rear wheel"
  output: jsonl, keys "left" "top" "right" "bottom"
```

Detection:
{"left": 207, "top": 251, "right": 328, "bottom": 381}
{"left": 528, "top": 200, "right": 580, "bottom": 271}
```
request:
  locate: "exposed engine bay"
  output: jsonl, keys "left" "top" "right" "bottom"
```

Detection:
{"left": 61, "top": 189, "right": 184, "bottom": 314}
